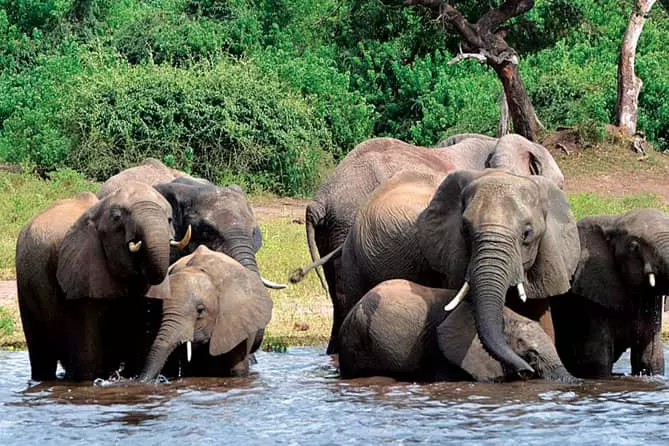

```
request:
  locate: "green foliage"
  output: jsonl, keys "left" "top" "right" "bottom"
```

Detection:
{"left": 65, "top": 60, "right": 335, "bottom": 195}
{"left": 0, "top": 307, "right": 14, "bottom": 336}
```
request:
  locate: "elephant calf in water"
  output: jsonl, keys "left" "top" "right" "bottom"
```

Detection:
{"left": 338, "top": 280, "right": 578, "bottom": 383}
{"left": 140, "top": 245, "right": 273, "bottom": 380}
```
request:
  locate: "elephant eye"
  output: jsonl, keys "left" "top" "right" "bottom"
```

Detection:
{"left": 523, "top": 226, "right": 534, "bottom": 241}
{"left": 629, "top": 240, "right": 639, "bottom": 252}
{"left": 196, "top": 304, "right": 206, "bottom": 318}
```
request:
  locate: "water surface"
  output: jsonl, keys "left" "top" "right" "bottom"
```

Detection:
{"left": 1, "top": 346, "right": 668, "bottom": 445}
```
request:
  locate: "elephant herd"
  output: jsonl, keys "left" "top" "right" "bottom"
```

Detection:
{"left": 15, "top": 133, "right": 669, "bottom": 386}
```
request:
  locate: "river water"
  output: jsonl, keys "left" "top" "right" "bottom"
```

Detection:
{"left": 0, "top": 346, "right": 668, "bottom": 445}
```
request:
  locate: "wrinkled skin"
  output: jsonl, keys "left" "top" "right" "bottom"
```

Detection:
{"left": 155, "top": 177, "right": 272, "bottom": 352}
{"left": 339, "top": 280, "right": 576, "bottom": 383}
{"left": 302, "top": 134, "right": 563, "bottom": 353}
{"left": 551, "top": 209, "right": 669, "bottom": 378}
{"left": 338, "top": 169, "right": 580, "bottom": 378}
{"left": 140, "top": 246, "right": 273, "bottom": 380}
{"left": 97, "top": 158, "right": 189, "bottom": 198}
{"left": 16, "top": 183, "right": 175, "bottom": 381}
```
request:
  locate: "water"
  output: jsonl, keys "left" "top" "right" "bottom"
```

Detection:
{"left": 1, "top": 346, "right": 669, "bottom": 445}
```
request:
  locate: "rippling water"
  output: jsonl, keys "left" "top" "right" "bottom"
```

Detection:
{"left": 1, "top": 346, "right": 668, "bottom": 445}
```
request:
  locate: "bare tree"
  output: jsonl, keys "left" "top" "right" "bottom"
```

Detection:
{"left": 616, "top": 0, "right": 657, "bottom": 135}
{"left": 405, "top": 0, "right": 542, "bottom": 140}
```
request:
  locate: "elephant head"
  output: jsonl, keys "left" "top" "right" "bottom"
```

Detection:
{"left": 155, "top": 179, "right": 264, "bottom": 272}
{"left": 140, "top": 245, "right": 273, "bottom": 380}
{"left": 417, "top": 169, "right": 580, "bottom": 378}
{"left": 572, "top": 209, "right": 669, "bottom": 310}
{"left": 487, "top": 134, "right": 564, "bottom": 189}
{"left": 56, "top": 182, "right": 185, "bottom": 299}
{"left": 438, "top": 301, "right": 576, "bottom": 382}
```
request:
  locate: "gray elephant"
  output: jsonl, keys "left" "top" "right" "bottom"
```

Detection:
{"left": 551, "top": 209, "right": 669, "bottom": 378}
{"left": 339, "top": 279, "right": 577, "bottom": 382}
{"left": 299, "top": 134, "right": 564, "bottom": 351}
{"left": 140, "top": 246, "right": 273, "bottom": 380}
{"left": 314, "top": 169, "right": 579, "bottom": 378}
{"left": 16, "top": 183, "right": 191, "bottom": 381}
{"left": 96, "top": 158, "right": 190, "bottom": 198}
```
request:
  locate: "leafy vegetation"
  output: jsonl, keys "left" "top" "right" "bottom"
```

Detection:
{"left": 0, "top": 0, "right": 667, "bottom": 195}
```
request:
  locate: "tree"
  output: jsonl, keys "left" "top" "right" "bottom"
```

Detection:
{"left": 405, "top": 0, "right": 542, "bottom": 140}
{"left": 616, "top": 0, "right": 657, "bottom": 136}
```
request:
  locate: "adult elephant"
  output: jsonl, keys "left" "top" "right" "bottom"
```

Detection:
{"left": 551, "top": 209, "right": 669, "bottom": 378}
{"left": 97, "top": 158, "right": 189, "bottom": 198}
{"left": 339, "top": 279, "right": 577, "bottom": 382}
{"left": 140, "top": 246, "right": 273, "bottom": 380}
{"left": 299, "top": 134, "right": 563, "bottom": 336}
{"left": 329, "top": 169, "right": 579, "bottom": 378}
{"left": 16, "top": 183, "right": 191, "bottom": 381}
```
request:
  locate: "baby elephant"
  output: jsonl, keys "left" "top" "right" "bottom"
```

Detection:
{"left": 338, "top": 280, "right": 577, "bottom": 383}
{"left": 140, "top": 246, "right": 273, "bottom": 380}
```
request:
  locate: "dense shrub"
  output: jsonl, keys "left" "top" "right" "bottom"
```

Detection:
{"left": 65, "top": 60, "right": 336, "bottom": 196}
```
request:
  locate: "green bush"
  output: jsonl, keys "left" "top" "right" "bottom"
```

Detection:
{"left": 65, "top": 60, "right": 335, "bottom": 195}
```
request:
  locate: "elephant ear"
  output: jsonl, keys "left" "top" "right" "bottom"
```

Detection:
{"left": 417, "top": 170, "right": 485, "bottom": 287}
{"left": 571, "top": 216, "right": 628, "bottom": 311}
{"left": 437, "top": 301, "right": 505, "bottom": 381}
{"left": 208, "top": 256, "right": 273, "bottom": 356}
{"left": 56, "top": 208, "right": 126, "bottom": 299}
{"left": 525, "top": 176, "right": 580, "bottom": 299}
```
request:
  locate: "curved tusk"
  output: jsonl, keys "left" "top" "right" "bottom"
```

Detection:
{"left": 170, "top": 224, "right": 192, "bottom": 249}
{"left": 128, "top": 240, "right": 142, "bottom": 253}
{"left": 445, "top": 281, "right": 470, "bottom": 311}
{"left": 262, "top": 276, "right": 288, "bottom": 290}
{"left": 649, "top": 273, "right": 656, "bottom": 288}
{"left": 517, "top": 282, "right": 527, "bottom": 302}
{"left": 186, "top": 341, "right": 192, "bottom": 363}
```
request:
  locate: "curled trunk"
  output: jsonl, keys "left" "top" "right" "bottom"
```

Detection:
{"left": 132, "top": 204, "right": 172, "bottom": 284}
{"left": 469, "top": 231, "right": 534, "bottom": 378}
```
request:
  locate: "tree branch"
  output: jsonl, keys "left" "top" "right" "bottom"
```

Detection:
{"left": 477, "top": 0, "right": 536, "bottom": 33}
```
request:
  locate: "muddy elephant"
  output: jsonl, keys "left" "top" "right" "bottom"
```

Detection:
{"left": 322, "top": 169, "right": 579, "bottom": 378}
{"left": 140, "top": 246, "right": 273, "bottom": 380}
{"left": 551, "top": 209, "right": 669, "bottom": 378}
{"left": 16, "top": 183, "right": 190, "bottom": 381}
{"left": 300, "top": 134, "right": 564, "bottom": 347}
{"left": 339, "top": 280, "right": 577, "bottom": 382}
{"left": 97, "top": 158, "right": 190, "bottom": 198}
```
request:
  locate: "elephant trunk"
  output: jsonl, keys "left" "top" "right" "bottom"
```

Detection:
{"left": 224, "top": 229, "right": 260, "bottom": 275}
{"left": 469, "top": 230, "right": 534, "bottom": 379}
{"left": 132, "top": 203, "right": 172, "bottom": 285}
{"left": 140, "top": 305, "right": 192, "bottom": 381}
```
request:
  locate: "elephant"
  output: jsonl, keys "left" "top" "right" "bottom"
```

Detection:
{"left": 338, "top": 279, "right": 577, "bottom": 383}
{"left": 298, "top": 134, "right": 564, "bottom": 349}
{"left": 139, "top": 245, "right": 273, "bottom": 380}
{"left": 437, "top": 132, "right": 498, "bottom": 147}
{"left": 16, "top": 182, "right": 191, "bottom": 381}
{"left": 96, "top": 158, "right": 189, "bottom": 198}
{"left": 551, "top": 209, "right": 669, "bottom": 378}
{"left": 309, "top": 169, "right": 579, "bottom": 378}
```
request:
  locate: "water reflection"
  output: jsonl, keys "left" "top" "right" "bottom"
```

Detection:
{"left": 0, "top": 347, "right": 668, "bottom": 444}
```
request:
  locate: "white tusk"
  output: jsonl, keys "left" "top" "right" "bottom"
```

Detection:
{"left": 262, "top": 276, "right": 288, "bottom": 289}
{"left": 128, "top": 240, "right": 142, "bottom": 252}
{"left": 649, "top": 273, "right": 656, "bottom": 288}
{"left": 445, "top": 282, "right": 470, "bottom": 311}
{"left": 170, "top": 224, "right": 192, "bottom": 249}
{"left": 186, "top": 341, "right": 192, "bottom": 363}
{"left": 517, "top": 283, "right": 527, "bottom": 302}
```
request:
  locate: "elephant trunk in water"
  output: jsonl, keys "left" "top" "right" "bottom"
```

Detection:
{"left": 469, "top": 229, "right": 534, "bottom": 379}
{"left": 140, "top": 304, "right": 191, "bottom": 381}
{"left": 131, "top": 202, "right": 173, "bottom": 284}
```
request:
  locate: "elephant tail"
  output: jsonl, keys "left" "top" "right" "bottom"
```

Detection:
{"left": 289, "top": 245, "right": 342, "bottom": 285}
{"left": 304, "top": 202, "right": 328, "bottom": 290}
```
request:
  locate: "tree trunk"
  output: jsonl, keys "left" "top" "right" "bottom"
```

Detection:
{"left": 616, "top": 0, "right": 656, "bottom": 135}
{"left": 405, "top": 0, "right": 542, "bottom": 141}
{"left": 498, "top": 91, "right": 511, "bottom": 137}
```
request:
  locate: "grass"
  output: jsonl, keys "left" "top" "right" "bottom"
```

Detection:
{"left": 0, "top": 167, "right": 668, "bottom": 349}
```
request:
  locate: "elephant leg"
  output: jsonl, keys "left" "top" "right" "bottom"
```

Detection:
{"left": 63, "top": 300, "right": 112, "bottom": 381}
{"left": 631, "top": 295, "right": 664, "bottom": 376}
{"left": 24, "top": 324, "right": 59, "bottom": 381}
